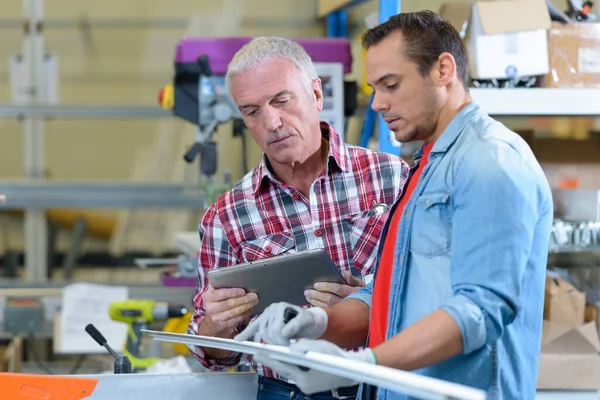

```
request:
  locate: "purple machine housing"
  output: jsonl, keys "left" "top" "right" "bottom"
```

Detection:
{"left": 170, "top": 37, "right": 353, "bottom": 129}
{"left": 175, "top": 36, "right": 353, "bottom": 74}
{"left": 163, "top": 37, "right": 353, "bottom": 287}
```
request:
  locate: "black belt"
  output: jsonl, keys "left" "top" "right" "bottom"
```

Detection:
{"left": 258, "top": 376, "right": 359, "bottom": 399}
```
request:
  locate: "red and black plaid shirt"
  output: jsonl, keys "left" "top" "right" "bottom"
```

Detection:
{"left": 188, "top": 122, "right": 409, "bottom": 379}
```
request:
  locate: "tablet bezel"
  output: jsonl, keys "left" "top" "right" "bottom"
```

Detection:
{"left": 207, "top": 248, "right": 348, "bottom": 315}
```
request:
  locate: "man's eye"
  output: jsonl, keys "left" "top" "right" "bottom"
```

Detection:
{"left": 246, "top": 110, "right": 258, "bottom": 117}
{"left": 386, "top": 83, "right": 398, "bottom": 90}
{"left": 275, "top": 99, "right": 289, "bottom": 105}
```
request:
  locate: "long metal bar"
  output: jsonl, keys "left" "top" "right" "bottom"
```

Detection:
{"left": 0, "top": 104, "right": 171, "bottom": 119}
{"left": 22, "top": 0, "right": 47, "bottom": 282}
{"left": 0, "top": 181, "right": 204, "bottom": 209}
{"left": 144, "top": 331, "right": 487, "bottom": 400}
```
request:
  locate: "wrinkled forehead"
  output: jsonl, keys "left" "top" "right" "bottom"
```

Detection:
{"left": 230, "top": 59, "right": 305, "bottom": 104}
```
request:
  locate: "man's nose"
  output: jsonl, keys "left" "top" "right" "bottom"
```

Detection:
{"left": 371, "top": 92, "right": 389, "bottom": 113}
{"left": 262, "top": 108, "right": 283, "bottom": 132}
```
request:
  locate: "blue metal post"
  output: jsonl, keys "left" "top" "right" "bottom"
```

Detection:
{"left": 376, "top": 0, "right": 401, "bottom": 155}
{"left": 327, "top": 10, "right": 348, "bottom": 37}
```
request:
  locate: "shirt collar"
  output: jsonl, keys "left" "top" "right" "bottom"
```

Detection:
{"left": 252, "top": 121, "right": 350, "bottom": 194}
{"left": 414, "top": 101, "right": 481, "bottom": 162}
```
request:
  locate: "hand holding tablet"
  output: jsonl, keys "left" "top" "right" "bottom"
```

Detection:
{"left": 207, "top": 248, "right": 348, "bottom": 315}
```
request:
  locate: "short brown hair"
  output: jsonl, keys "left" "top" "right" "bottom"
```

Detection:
{"left": 362, "top": 10, "right": 469, "bottom": 89}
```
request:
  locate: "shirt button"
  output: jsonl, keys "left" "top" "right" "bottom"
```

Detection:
{"left": 292, "top": 193, "right": 300, "bottom": 201}
{"left": 314, "top": 229, "right": 323, "bottom": 237}
{"left": 264, "top": 246, "right": 272, "bottom": 253}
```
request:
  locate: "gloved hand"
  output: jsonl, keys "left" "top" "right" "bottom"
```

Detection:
{"left": 254, "top": 339, "right": 376, "bottom": 394}
{"left": 234, "top": 302, "right": 327, "bottom": 345}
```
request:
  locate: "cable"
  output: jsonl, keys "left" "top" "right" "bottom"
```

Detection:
{"left": 26, "top": 334, "right": 88, "bottom": 375}
{"left": 27, "top": 334, "right": 55, "bottom": 375}
{"left": 68, "top": 354, "right": 87, "bottom": 374}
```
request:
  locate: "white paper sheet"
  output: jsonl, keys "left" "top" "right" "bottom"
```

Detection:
{"left": 57, "top": 283, "right": 129, "bottom": 354}
{"left": 141, "top": 330, "right": 486, "bottom": 400}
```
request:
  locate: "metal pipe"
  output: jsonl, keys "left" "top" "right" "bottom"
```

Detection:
{"left": 0, "top": 16, "right": 319, "bottom": 30}
{"left": 0, "top": 104, "right": 171, "bottom": 119}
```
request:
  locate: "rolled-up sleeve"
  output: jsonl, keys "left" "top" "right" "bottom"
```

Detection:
{"left": 346, "top": 280, "right": 374, "bottom": 308}
{"left": 440, "top": 139, "right": 543, "bottom": 355}
{"left": 187, "top": 204, "right": 244, "bottom": 369}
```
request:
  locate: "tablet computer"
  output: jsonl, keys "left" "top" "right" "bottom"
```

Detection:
{"left": 207, "top": 248, "right": 347, "bottom": 315}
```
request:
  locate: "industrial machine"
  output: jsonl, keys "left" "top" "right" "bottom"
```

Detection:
{"left": 108, "top": 299, "right": 188, "bottom": 371}
{"left": 158, "top": 37, "right": 353, "bottom": 196}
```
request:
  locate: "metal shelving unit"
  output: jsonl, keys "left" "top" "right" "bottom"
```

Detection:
{"left": 0, "top": 0, "right": 204, "bottom": 282}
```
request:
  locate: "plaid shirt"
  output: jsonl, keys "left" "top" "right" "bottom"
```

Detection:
{"left": 188, "top": 122, "right": 409, "bottom": 379}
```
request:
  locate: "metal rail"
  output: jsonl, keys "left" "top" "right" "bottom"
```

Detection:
{"left": 0, "top": 181, "right": 204, "bottom": 209}
{"left": 0, "top": 104, "right": 171, "bottom": 119}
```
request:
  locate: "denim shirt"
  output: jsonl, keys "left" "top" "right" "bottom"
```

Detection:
{"left": 348, "top": 102, "right": 553, "bottom": 400}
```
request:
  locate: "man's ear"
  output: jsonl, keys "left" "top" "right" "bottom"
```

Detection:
{"left": 312, "top": 78, "right": 324, "bottom": 111}
{"left": 435, "top": 52, "right": 457, "bottom": 87}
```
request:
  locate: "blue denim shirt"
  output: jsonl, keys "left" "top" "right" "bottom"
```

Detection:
{"left": 348, "top": 102, "right": 553, "bottom": 400}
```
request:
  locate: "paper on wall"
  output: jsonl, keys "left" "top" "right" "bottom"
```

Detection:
{"left": 57, "top": 282, "right": 128, "bottom": 354}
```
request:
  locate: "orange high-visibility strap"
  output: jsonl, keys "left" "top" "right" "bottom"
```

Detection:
{"left": 0, "top": 373, "right": 99, "bottom": 400}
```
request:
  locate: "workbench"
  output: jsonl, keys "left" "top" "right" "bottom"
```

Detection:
{"left": 1, "top": 370, "right": 597, "bottom": 400}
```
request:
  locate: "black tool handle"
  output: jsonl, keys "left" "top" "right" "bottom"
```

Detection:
{"left": 85, "top": 323, "right": 106, "bottom": 346}
{"left": 85, "top": 323, "right": 132, "bottom": 374}
{"left": 184, "top": 142, "right": 202, "bottom": 163}
{"left": 282, "top": 307, "right": 309, "bottom": 371}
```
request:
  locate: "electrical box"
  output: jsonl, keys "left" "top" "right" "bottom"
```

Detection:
{"left": 3, "top": 297, "right": 44, "bottom": 334}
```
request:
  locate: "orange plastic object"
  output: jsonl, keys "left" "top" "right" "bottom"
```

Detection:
{"left": 0, "top": 373, "right": 99, "bottom": 400}
{"left": 158, "top": 84, "right": 174, "bottom": 109}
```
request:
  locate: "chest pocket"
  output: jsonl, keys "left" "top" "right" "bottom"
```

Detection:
{"left": 239, "top": 232, "right": 296, "bottom": 262}
{"left": 410, "top": 191, "right": 452, "bottom": 257}
{"left": 346, "top": 210, "right": 388, "bottom": 274}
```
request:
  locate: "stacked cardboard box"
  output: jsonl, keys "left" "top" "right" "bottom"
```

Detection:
{"left": 439, "top": 0, "right": 600, "bottom": 87}
{"left": 545, "top": 22, "right": 600, "bottom": 88}
{"left": 538, "top": 274, "right": 600, "bottom": 390}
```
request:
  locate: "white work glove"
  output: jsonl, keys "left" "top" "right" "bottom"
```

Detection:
{"left": 254, "top": 339, "right": 376, "bottom": 394}
{"left": 234, "top": 302, "right": 327, "bottom": 345}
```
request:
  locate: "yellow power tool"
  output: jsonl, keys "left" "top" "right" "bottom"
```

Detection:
{"left": 109, "top": 299, "right": 188, "bottom": 371}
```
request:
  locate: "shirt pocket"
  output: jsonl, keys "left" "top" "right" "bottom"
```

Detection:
{"left": 345, "top": 210, "right": 388, "bottom": 274}
{"left": 410, "top": 191, "right": 452, "bottom": 257}
{"left": 239, "top": 232, "right": 296, "bottom": 262}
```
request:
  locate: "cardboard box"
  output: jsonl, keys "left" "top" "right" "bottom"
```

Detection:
{"left": 545, "top": 22, "right": 600, "bottom": 88}
{"left": 440, "top": 0, "right": 551, "bottom": 80}
{"left": 544, "top": 275, "right": 586, "bottom": 327}
{"left": 586, "top": 303, "right": 600, "bottom": 334}
{"left": 537, "top": 320, "right": 600, "bottom": 390}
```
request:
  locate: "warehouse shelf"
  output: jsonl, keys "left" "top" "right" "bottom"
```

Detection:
{"left": 0, "top": 104, "right": 171, "bottom": 119}
{"left": 470, "top": 88, "right": 600, "bottom": 117}
{"left": 0, "top": 180, "right": 203, "bottom": 209}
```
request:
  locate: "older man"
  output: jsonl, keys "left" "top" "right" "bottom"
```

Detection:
{"left": 236, "top": 11, "right": 554, "bottom": 400}
{"left": 187, "top": 36, "right": 409, "bottom": 400}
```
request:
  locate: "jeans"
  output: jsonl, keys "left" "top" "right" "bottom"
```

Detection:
{"left": 256, "top": 376, "right": 358, "bottom": 400}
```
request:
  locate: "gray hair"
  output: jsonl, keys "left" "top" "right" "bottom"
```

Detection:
{"left": 225, "top": 36, "right": 319, "bottom": 96}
